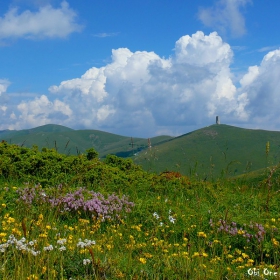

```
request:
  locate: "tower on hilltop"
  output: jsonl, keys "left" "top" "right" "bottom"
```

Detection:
{"left": 216, "top": 116, "right": 220, "bottom": 125}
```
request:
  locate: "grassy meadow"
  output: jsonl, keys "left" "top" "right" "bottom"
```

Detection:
{"left": 134, "top": 124, "right": 280, "bottom": 178}
{"left": 1, "top": 141, "right": 280, "bottom": 279}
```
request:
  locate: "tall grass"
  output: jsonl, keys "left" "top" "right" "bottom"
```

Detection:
{"left": 1, "top": 143, "right": 280, "bottom": 279}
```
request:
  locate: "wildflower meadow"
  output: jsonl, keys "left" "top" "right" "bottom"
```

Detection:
{"left": 1, "top": 141, "right": 280, "bottom": 279}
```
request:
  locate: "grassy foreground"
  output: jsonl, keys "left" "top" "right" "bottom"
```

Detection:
{"left": 1, "top": 142, "right": 280, "bottom": 279}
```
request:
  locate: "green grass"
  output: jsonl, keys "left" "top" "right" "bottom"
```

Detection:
{"left": 3, "top": 123, "right": 280, "bottom": 179}
{"left": 1, "top": 142, "right": 280, "bottom": 279}
{"left": 135, "top": 124, "right": 280, "bottom": 178}
{"left": 1, "top": 124, "right": 172, "bottom": 158}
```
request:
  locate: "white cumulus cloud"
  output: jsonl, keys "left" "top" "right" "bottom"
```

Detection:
{"left": 9, "top": 95, "right": 72, "bottom": 129}
{"left": 238, "top": 49, "right": 280, "bottom": 129}
{"left": 3, "top": 31, "right": 280, "bottom": 136}
{"left": 0, "top": 1, "right": 82, "bottom": 40}
{"left": 2, "top": 31, "right": 248, "bottom": 136}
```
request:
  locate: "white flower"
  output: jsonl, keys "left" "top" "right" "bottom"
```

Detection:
{"left": 169, "top": 215, "right": 176, "bottom": 224}
{"left": 57, "top": 238, "right": 67, "bottom": 245}
{"left": 77, "top": 241, "right": 86, "bottom": 248}
{"left": 43, "top": 245, "right": 54, "bottom": 251}
{"left": 83, "top": 259, "right": 91, "bottom": 265}
{"left": 59, "top": 246, "right": 66, "bottom": 251}
{"left": 0, "top": 244, "right": 8, "bottom": 252}
{"left": 20, "top": 237, "right": 26, "bottom": 243}
{"left": 77, "top": 239, "right": 96, "bottom": 248}
{"left": 31, "top": 250, "right": 40, "bottom": 256}
{"left": 153, "top": 212, "right": 160, "bottom": 219}
{"left": 16, "top": 244, "right": 27, "bottom": 251}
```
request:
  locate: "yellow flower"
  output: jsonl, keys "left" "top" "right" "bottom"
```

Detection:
{"left": 201, "top": 264, "right": 206, "bottom": 269}
{"left": 79, "top": 219, "right": 90, "bottom": 224}
{"left": 247, "top": 259, "right": 254, "bottom": 265}
{"left": 139, "top": 257, "right": 146, "bottom": 264}
{"left": 42, "top": 266, "right": 47, "bottom": 274}
{"left": 7, "top": 217, "right": 15, "bottom": 224}
{"left": 12, "top": 228, "right": 21, "bottom": 236}
{"left": 197, "top": 232, "right": 207, "bottom": 238}
{"left": 1, "top": 204, "right": 6, "bottom": 208}
{"left": 192, "top": 252, "right": 200, "bottom": 257}
{"left": 235, "top": 249, "right": 241, "bottom": 255}
{"left": 232, "top": 257, "right": 243, "bottom": 263}
{"left": 143, "top": 253, "right": 153, "bottom": 258}
{"left": 272, "top": 238, "right": 279, "bottom": 246}
{"left": 242, "top": 253, "right": 249, "bottom": 259}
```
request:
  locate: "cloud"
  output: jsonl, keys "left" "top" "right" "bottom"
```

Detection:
{"left": 198, "top": 0, "right": 252, "bottom": 37}
{"left": 0, "top": 1, "right": 83, "bottom": 40}
{"left": 2, "top": 31, "right": 248, "bottom": 136}
{"left": 0, "top": 79, "right": 10, "bottom": 96}
{"left": 257, "top": 46, "right": 279, "bottom": 53}
{"left": 3, "top": 31, "right": 280, "bottom": 136}
{"left": 12, "top": 95, "right": 72, "bottom": 129}
{"left": 93, "top": 32, "right": 119, "bottom": 38}
{"left": 238, "top": 49, "right": 280, "bottom": 128}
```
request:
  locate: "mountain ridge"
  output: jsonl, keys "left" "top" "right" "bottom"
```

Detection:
{"left": 2, "top": 123, "right": 280, "bottom": 178}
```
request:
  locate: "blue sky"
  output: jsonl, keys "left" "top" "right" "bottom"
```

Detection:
{"left": 1, "top": 0, "right": 280, "bottom": 137}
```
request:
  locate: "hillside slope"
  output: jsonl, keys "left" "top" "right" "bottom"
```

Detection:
{"left": 134, "top": 124, "right": 280, "bottom": 178}
{"left": 0, "top": 124, "right": 173, "bottom": 158}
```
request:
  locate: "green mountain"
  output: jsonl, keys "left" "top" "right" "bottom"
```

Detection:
{"left": 0, "top": 124, "right": 172, "bottom": 158}
{"left": 2, "top": 123, "right": 280, "bottom": 178}
{"left": 134, "top": 124, "right": 280, "bottom": 178}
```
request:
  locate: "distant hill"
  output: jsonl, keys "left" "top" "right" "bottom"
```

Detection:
{"left": 2, "top": 123, "right": 280, "bottom": 178}
{"left": 0, "top": 124, "right": 173, "bottom": 158}
{"left": 134, "top": 124, "right": 280, "bottom": 178}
